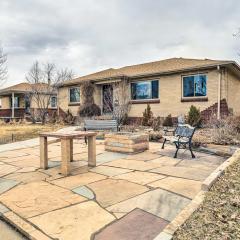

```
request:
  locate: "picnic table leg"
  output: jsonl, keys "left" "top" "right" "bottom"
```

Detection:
{"left": 88, "top": 135, "right": 96, "bottom": 167}
{"left": 70, "top": 139, "right": 73, "bottom": 162}
{"left": 40, "top": 136, "right": 48, "bottom": 169}
{"left": 61, "top": 138, "right": 71, "bottom": 176}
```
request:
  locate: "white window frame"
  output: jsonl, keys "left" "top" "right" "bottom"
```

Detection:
{"left": 68, "top": 87, "right": 80, "bottom": 103}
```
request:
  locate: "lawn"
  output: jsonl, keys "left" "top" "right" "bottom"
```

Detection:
{"left": 173, "top": 156, "right": 240, "bottom": 240}
{"left": 0, "top": 123, "right": 63, "bottom": 144}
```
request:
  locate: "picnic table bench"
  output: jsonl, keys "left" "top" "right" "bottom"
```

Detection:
{"left": 161, "top": 124, "right": 196, "bottom": 158}
{"left": 39, "top": 131, "right": 97, "bottom": 176}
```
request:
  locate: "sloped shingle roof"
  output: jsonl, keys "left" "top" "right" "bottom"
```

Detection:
{"left": 64, "top": 57, "right": 235, "bottom": 86}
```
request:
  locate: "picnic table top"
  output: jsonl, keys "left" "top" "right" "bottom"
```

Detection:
{"left": 39, "top": 131, "right": 97, "bottom": 139}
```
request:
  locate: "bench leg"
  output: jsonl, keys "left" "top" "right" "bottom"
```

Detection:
{"left": 40, "top": 136, "right": 48, "bottom": 169}
{"left": 61, "top": 139, "right": 71, "bottom": 176}
{"left": 189, "top": 143, "right": 195, "bottom": 158}
{"left": 161, "top": 138, "right": 167, "bottom": 149}
{"left": 88, "top": 136, "right": 96, "bottom": 167}
{"left": 174, "top": 143, "right": 179, "bottom": 158}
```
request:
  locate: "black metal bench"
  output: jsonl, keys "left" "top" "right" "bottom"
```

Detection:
{"left": 161, "top": 124, "right": 196, "bottom": 158}
{"left": 84, "top": 119, "right": 119, "bottom": 143}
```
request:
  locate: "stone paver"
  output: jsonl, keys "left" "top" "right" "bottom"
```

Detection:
{"left": 94, "top": 208, "right": 169, "bottom": 240}
{"left": 104, "top": 159, "right": 158, "bottom": 171}
{"left": 29, "top": 201, "right": 115, "bottom": 240}
{"left": 126, "top": 152, "right": 160, "bottom": 161}
{"left": 4, "top": 171, "right": 49, "bottom": 184}
{"left": 51, "top": 172, "right": 107, "bottom": 189}
{"left": 0, "top": 203, "right": 9, "bottom": 215}
{"left": 148, "top": 177, "right": 202, "bottom": 199}
{"left": 177, "top": 159, "right": 219, "bottom": 171}
{"left": 114, "top": 171, "right": 166, "bottom": 185}
{"left": 0, "top": 181, "right": 86, "bottom": 218}
{"left": 0, "top": 178, "right": 19, "bottom": 194}
{"left": 88, "top": 179, "right": 149, "bottom": 207}
{"left": 150, "top": 166, "right": 212, "bottom": 181}
{"left": 90, "top": 166, "right": 133, "bottom": 177}
{"left": 107, "top": 189, "right": 191, "bottom": 221}
{"left": 0, "top": 163, "right": 19, "bottom": 177}
{"left": 72, "top": 186, "right": 95, "bottom": 199}
{"left": 16, "top": 167, "right": 38, "bottom": 173}
{"left": 148, "top": 156, "right": 181, "bottom": 166}
{"left": 9, "top": 157, "right": 40, "bottom": 168}
{"left": 96, "top": 152, "right": 129, "bottom": 164}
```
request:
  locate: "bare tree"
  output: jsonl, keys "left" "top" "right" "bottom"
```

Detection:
{"left": 26, "top": 61, "right": 73, "bottom": 124}
{"left": 103, "top": 79, "right": 131, "bottom": 125}
{"left": 0, "top": 46, "right": 7, "bottom": 84}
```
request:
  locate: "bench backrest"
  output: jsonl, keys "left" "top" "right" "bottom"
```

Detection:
{"left": 84, "top": 120, "right": 118, "bottom": 131}
{"left": 175, "top": 124, "right": 195, "bottom": 139}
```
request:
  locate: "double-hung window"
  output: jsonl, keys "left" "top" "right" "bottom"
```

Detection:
{"left": 10, "top": 96, "right": 20, "bottom": 108}
{"left": 182, "top": 74, "right": 207, "bottom": 98}
{"left": 131, "top": 80, "right": 159, "bottom": 100}
{"left": 69, "top": 87, "right": 80, "bottom": 103}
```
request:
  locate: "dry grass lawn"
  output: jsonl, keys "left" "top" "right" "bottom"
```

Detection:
{"left": 0, "top": 123, "right": 63, "bottom": 144}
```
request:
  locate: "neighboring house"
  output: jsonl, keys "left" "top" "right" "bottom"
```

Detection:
{"left": 58, "top": 57, "right": 240, "bottom": 121}
{"left": 0, "top": 83, "right": 58, "bottom": 119}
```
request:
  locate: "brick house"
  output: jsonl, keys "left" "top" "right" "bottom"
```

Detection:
{"left": 58, "top": 58, "right": 240, "bottom": 121}
{"left": 0, "top": 83, "right": 58, "bottom": 119}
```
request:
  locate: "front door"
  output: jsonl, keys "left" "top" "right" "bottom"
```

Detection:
{"left": 102, "top": 85, "right": 113, "bottom": 114}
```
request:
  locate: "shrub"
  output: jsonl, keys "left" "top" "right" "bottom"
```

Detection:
{"left": 79, "top": 103, "right": 101, "bottom": 117}
{"left": 142, "top": 104, "right": 153, "bottom": 126}
{"left": 63, "top": 109, "right": 75, "bottom": 125}
{"left": 209, "top": 116, "right": 240, "bottom": 145}
{"left": 163, "top": 114, "right": 173, "bottom": 127}
{"left": 153, "top": 116, "right": 162, "bottom": 131}
{"left": 187, "top": 105, "right": 201, "bottom": 127}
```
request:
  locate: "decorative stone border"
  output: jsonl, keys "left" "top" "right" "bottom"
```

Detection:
{"left": 154, "top": 148, "right": 240, "bottom": 240}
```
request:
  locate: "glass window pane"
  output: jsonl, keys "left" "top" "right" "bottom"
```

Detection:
{"left": 135, "top": 82, "right": 151, "bottom": 99}
{"left": 195, "top": 75, "right": 206, "bottom": 96}
{"left": 69, "top": 88, "right": 80, "bottom": 102}
{"left": 131, "top": 83, "right": 137, "bottom": 100}
{"left": 151, "top": 80, "right": 159, "bottom": 99}
{"left": 183, "top": 76, "right": 194, "bottom": 97}
{"left": 51, "top": 96, "right": 57, "bottom": 108}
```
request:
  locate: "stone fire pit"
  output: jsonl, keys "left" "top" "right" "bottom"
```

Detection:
{"left": 105, "top": 132, "right": 149, "bottom": 154}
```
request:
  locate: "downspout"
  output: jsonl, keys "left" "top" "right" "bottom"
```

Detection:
{"left": 11, "top": 92, "right": 15, "bottom": 118}
{"left": 217, "top": 66, "right": 221, "bottom": 120}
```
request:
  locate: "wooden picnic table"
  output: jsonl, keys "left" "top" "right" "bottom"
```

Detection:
{"left": 39, "top": 131, "right": 97, "bottom": 176}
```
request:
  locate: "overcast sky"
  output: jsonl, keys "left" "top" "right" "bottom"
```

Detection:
{"left": 1, "top": 0, "right": 240, "bottom": 87}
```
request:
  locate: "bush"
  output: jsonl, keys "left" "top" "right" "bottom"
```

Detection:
{"left": 187, "top": 105, "right": 201, "bottom": 127}
{"left": 79, "top": 103, "right": 101, "bottom": 117}
{"left": 153, "top": 116, "right": 162, "bottom": 131}
{"left": 142, "top": 104, "right": 154, "bottom": 126}
{"left": 163, "top": 114, "right": 173, "bottom": 127}
{"left": 209, "top": 116, "right": 240, "bottom": 145}
{"left": 63, "top": 109, "right": 75, "bottom": 125}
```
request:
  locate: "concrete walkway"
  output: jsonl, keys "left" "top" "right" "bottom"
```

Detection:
{"left": 0, "top": 138, "right": 226, "bottom": 240}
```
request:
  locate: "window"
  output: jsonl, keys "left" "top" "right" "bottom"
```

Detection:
{"left": 69, "top": 87, "right": 80, "bottom": 103}
{"left": 10, "top": 96, "right": 20, "bottom": 108}
{"left": 50, "top": 96, "right": 57, "bottom": 108}
{"left": 131, "top": 80, "right": 159, "bottom": 100}
{"left": 183, "top": 74, "right": 207, "bottom": 97}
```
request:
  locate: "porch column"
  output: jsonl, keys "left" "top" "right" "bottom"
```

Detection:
{"left": 11, "top": 92, "right": 15, "bottom": 118}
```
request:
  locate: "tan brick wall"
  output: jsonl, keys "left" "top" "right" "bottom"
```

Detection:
{"left": 129, "top": 69, "right": 220, "bottom": 117}
{"left": 58, "top": 85, "right": 102, "bottom": 116}
{"left": 0, "top": 96, "right": 10, "bottom": 109}
{"left": 58, "top": 68, "right": 240, "bottom": 118}
{"left": 226, "top": 69, "right": 240, "bottom": 115}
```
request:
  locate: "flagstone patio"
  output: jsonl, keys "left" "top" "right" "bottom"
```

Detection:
{"left": 0, "top": 139, "right": 226, "bottom": 240}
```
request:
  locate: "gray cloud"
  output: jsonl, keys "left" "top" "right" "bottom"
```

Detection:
{"left": 0, "top": 0, "right": 240, "bottom": 87}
